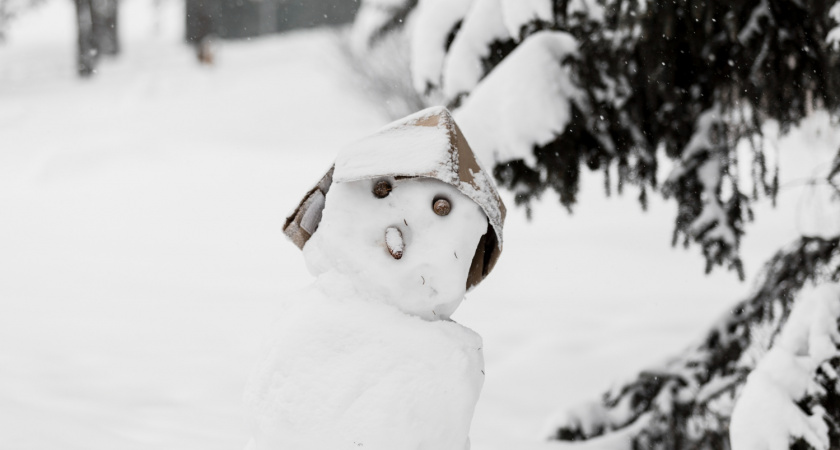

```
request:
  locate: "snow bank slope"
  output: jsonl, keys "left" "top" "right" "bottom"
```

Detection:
{"left": 0, "top": 3, "right": 384, "bottom": 449}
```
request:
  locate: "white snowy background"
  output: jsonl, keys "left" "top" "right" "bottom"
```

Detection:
{"left": 1, "top": 1, "right": 839, "bottom": 449}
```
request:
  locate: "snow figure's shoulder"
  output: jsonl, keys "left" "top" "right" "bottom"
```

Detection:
{"left": 244, "top": 286, "right": 484, "bottom": 450}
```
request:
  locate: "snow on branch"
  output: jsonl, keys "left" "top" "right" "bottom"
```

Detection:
{"left": 498, "top": 0, "right": 553, "bottom": 41}
{"left": 730, "top": 282, "right": 840, "bottom": 450}
{"left": 829, "top": 1, "right": 840, "bottom": 50}
{"left": 454, "top": 30, "right": 582, "bottom": 166}
{"left": 454, "top": 30, "right": 600, "bottom": 211}
{"left": 353, "top": 0, "right": 840, "bottom": 276}
{"left": 567, "top": 0, "right": 605, "bottom": 23}
{"left": 664, "top": 105, "right": 749, "bottom": 278}
{"left": 547, "top": 237, "right": 840, "bottom": 449}
{"left": 797, "top": 151, "right": 840, "bottom": 241}
{"left": 410, "top": 0, "right": 474, "bottom": 95}
{"left": 441, "top": 0, "right": 511, "bottom": 104}
{"left": 737, "top": 0, "right": 771, "bottom": 45}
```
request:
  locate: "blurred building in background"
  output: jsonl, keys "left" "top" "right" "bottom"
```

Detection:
{"left": 186, "top": 0, "right": 359, "bottom": 42}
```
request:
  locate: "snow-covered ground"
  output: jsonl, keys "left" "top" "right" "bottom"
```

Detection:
{"left": 1, "top": 2, "right": 838, "bottom": 449}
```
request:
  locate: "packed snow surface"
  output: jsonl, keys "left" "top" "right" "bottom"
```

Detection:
{"left": 3, "top": 2, "right": 840, "bottom": 450}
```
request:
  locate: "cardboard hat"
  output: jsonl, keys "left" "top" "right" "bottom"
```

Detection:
{"left": 283, "top": 106, "right": 506, "bottom": 289}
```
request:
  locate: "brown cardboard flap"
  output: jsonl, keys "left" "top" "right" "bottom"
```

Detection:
{"left": 283, "top": 167, "right": 334, "bottom": 249}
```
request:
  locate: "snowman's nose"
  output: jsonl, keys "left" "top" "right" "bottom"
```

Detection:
{"left": 385, "top": 226, "right": 404, "bottom": 260}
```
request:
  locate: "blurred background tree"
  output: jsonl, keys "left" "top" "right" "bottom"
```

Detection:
{"left": 2, "top": 0, "right": 359, "bottom": 75}
{"left": 69, "top": 0, "right": 362, "bottom": 75}
{"left": 74, "top": 0, "right": 118, "bottom": 76}
{"left": 185, "top": 0, "right": 358, "bottom": 62}
{"left": 347, "top": 0, "right": 840, "bottom": 447}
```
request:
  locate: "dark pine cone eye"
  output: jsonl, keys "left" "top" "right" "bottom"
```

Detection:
{"left": 373, "top": 180, "right": 392, "bottom": 198}
{"left": 433, "top": 198, "right": 451, "bottom": 216}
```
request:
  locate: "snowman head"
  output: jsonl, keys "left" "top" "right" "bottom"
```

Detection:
{"left": 283, "top": 107, "right": 505, "bottom": 320}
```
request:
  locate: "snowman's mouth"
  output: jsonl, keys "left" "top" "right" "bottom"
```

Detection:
{"left": 385, "top": 226, "right": 404, "bottom": 260}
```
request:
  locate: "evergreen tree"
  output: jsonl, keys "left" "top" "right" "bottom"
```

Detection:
{"left": 350, "top": 0, "right": 840, "bottom": 447}
{"left": 551, "top": 233, "right": 840, "bottom": 449}
{"left": 353, "top": 0, "right": 840, "bottom": 276}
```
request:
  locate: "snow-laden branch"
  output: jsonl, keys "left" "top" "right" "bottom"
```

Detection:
{"left": 547, "top": 237, "right": 840, "bottom": 449}
{"left": 498, "top": 0, "right": 553, "bottom": 41}
{"left": 441, "top": 0, "right": 510, "bottom": 103}
{"left": 455, "top": 31, "right": 582, "bottom": 166}
{"left": 664, "top": 104, "right": 748, "bottom": 277}
{"left": 351, "top": 0, "right": 840, "bottom": 276}
{"left": 410, "top": 0, "right": 473, "bottom": 95}
{"left": 731, "top": 282, "right": 840, "bottom": 450}
{"left": 828, "top": 1, "right": 840, "bottom": 50}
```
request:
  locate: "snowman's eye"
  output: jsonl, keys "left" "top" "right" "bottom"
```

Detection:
{"left": 373, "top": 180, "right": 392, "bottom": 198}
{"left": 433, "top": 197, "right": 451, "bottom": 216}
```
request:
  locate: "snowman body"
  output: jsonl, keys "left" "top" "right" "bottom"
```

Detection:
{"left": 244, "top": 278, "right": 484, "bottom": 450}
{"left": 245, "top": 107, "right": 505, "bottom": 450}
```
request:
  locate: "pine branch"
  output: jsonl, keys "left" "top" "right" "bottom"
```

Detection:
{"left": 548, "top": 237, "right": 840, "bottom": 448}
{"left": 351, "top": 0, "right": 840, "bottom": 277}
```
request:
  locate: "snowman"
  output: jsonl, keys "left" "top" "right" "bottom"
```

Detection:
{"left": 244, "top": 106, "right": 506, "bottom": 450}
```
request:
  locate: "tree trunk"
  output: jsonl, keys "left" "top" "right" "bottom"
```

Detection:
{"left": 91, "top": 0, "right": 119, "bottom": 56}
{"left": 186, "top": 0, "right": 218, "bottom": 44}
{"left": 75, "top": 0, "right": 97, "bottom": 77}
{"left": 185, "top": 0, "right": 220, "bottom": 64}
{"left": 74, "top": 0, "right": 119, "bottom": 77}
